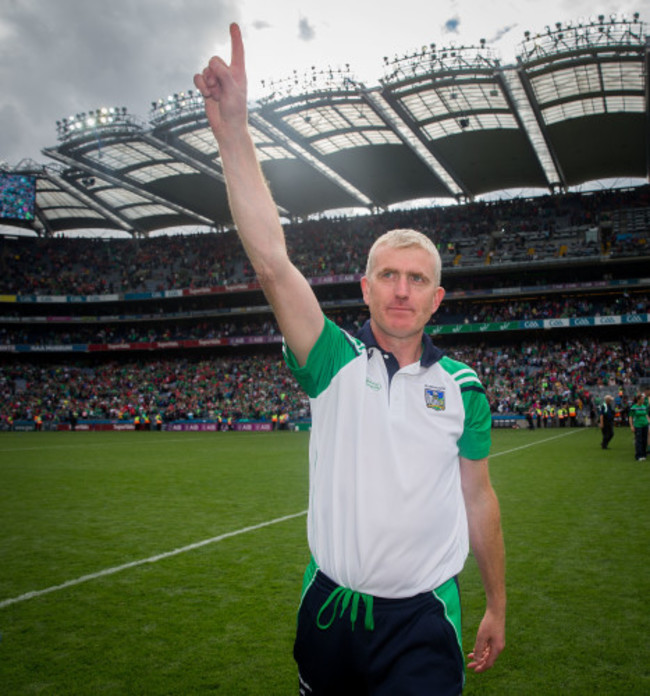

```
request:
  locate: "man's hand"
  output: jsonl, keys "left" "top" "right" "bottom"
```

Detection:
{"left": 193, "top": 23, "right": 248, "bottom": 140}
{"left": 466, "top": 607, "right": 506, "bottom": 673}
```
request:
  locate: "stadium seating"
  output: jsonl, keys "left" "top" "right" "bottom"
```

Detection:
{"left": 1, "top": 186, "right": 648, "bottom": 431}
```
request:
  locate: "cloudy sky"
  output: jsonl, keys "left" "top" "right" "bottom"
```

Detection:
{"left": 0, "top": 0, "right": 646, "bottom": 167}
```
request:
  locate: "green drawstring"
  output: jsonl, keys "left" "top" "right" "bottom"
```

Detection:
{"left": 316, "top": 586, "right": 375, "bottom": 631}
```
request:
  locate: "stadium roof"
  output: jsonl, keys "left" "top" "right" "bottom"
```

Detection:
{"left": 3, "top": 14, "right": 649, "bottom": 237}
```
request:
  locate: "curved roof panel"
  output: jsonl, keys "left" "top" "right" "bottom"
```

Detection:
{"left": 2, "top": 14, "right": 647, "bottom": 237}
{"left": 516, "top": 17, "right": 648, "bottom": 187}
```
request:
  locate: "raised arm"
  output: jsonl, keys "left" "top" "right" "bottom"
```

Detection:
{"left": 459, "top": 456, "right": 506, "bottom": 673}
{"left": 193, "top": 23, "right": 323, "bottom": 365}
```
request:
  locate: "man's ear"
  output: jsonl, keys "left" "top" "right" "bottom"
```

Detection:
{"left": 431, "top": 286, "right": 446, "bottom": 315}
{"left": 361, "top": 275, "right": 369, "bottom": 305}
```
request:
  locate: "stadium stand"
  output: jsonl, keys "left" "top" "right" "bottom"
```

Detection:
{"left": 1, "top": 186, "right": 648, "bottom": 432}
{"left": 0, "top": 14, "right": 648, "bottom": 431}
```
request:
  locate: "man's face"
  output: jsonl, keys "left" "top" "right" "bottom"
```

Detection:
{"left": 361, "top": 243, "right": 445, "bottom": 342}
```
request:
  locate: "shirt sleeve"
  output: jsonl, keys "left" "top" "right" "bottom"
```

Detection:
{"left": 283, "top": 315, "right": 364, "bottom": 399}
{"left": 457, "top": 384, "right": 492, "bottom": 460}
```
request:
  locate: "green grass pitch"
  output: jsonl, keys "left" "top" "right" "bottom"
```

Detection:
{"left": 1, "top": 428, "right": 649, "bottom": 694}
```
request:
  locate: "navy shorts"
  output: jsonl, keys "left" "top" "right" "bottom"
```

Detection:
{"left": 294, "top": 562, "right": 465, "bottom": 695}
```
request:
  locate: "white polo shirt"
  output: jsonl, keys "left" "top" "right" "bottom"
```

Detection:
{"left": 285, "top": 316, "right": 492, "bottom": 598}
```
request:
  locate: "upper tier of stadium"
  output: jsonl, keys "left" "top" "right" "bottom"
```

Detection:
{"left": 2, "top": 14, "right": 649, "bottom": 237}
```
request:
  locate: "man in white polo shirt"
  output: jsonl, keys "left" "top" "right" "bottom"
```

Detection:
{"left": 195, "top": 23, "right": 506, "bottom": 695}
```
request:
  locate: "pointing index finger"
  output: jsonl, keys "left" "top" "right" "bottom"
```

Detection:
{"left": 229, "top": 22, "right": 245, "bottom": 76}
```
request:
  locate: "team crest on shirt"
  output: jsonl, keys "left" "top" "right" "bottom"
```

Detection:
{"left": 425, "top": 386, "right": 446, "bottom": 411}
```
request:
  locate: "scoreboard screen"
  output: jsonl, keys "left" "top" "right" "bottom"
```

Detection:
{"left": 0, "top": 173, "right": 37, "bottom": 222}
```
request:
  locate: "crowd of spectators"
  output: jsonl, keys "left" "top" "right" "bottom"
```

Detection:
{"left": 452, "top": 338, "right": 648, "bottom": 417}
{"left": 0, "top": 231, "right": 247, "bottom": 296}
{"left": 1, "top": 335, "right": 647, "bottom": 429}
{"left": 434, "top": 291, "right": 649, "bottom": 326}
{"left": 0, "top": 354, "right": 307, "bottom": 428}
{"left": 0, "top": 293, "right": 646, "bottom": 348}
{"left": 0, "top": 318, "right": 280, "bottom": 347}
{"left": 1, "top": 185, "right": 648, "bottom": 430}
{"left": 1, "top": 185, "right": 648, "bottom": 297}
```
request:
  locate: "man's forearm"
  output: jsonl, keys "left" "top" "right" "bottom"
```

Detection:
{"left": 466, "top": 482, "right": 506, "bottom": 613}
{"left": 462, "top": 460, "right": 506, "bottom": 672}
{"left": 195, "top": 23, "right": 324, "bottom": 365}
{"left": 217, "top": 127, "right": 288, "bottom": 282}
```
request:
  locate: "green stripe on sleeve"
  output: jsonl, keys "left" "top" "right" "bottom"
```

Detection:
{"left": 439, "top": 356, "right": 492, "bottom": 460}
{"left": 284, "top": 316, "right": 364, "bottom": 398}
{"left": 457, "top": 385, "right": 492, "bottom": 459}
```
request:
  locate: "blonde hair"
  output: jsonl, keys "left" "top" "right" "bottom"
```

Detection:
{"left": 366, "top": 229, "right": 441, "bottom": 286}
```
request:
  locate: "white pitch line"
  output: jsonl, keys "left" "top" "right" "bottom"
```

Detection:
{"left": 0, "top": 510, "right": 307, "bottom": 610}
{"left": 0, "top": 435, "right": 223, "bottom": 453}
{"left": 0, "top": 428, "right": 582, "bottom": 610}
{"left": 490, "top": 428, "right": 581, "bottom": 458}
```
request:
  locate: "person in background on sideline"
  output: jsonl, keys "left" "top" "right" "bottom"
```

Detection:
{"left": 628, "top": 392, "right": 649, "bottom": 461}
{"left": 194, "top": 23, "right": 505, "bottom": 695}
{"left": 599, "top": 395, "right": 615, "bottom": 450}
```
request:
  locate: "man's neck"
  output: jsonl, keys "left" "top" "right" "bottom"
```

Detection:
{"left": 369, "top": 320, "right": 423, "bottom": 368}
